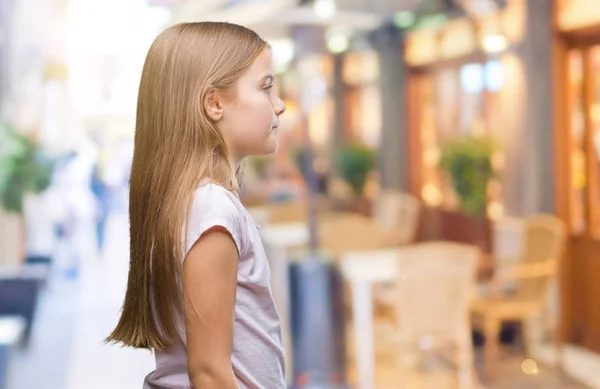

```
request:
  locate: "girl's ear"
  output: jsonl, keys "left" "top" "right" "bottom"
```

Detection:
{"left": 204, "top": 89, "right": 224, "bottom": 121}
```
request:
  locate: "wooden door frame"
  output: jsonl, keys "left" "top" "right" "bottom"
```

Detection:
{"left": 552, "top": 5, "right": 600, "bottom": 344}
{"left": 553, "top": 34, "right": 600, "bottom": 236}
{"left": 552, "top": 5, "right": 600, "bottom": 230}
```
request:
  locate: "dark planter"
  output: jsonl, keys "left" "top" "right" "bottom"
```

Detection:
{"left": 0, "top": 267, "right": 46, "bottom": 344}
{"left": 350, "top": 196, "right": 372, "bottom": 217}
{"left": 417, "top": 206, "right": 493, "bottom": 254}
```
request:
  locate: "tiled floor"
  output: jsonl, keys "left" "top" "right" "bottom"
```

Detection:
{"left": 481, "top": 356, "right": 586, "bottom": 389}
{"left": 4, "top": 213, "right": 592, "bottom": 389}
{"left": 344, "top": 335, "right": 588, "bottom": 389}
{"left": 344, "top": 356, "right": 587, "bottom": 389}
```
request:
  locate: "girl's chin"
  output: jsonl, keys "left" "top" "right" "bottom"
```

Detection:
{"left": 264, "top": 131, "right": 279, "bottom": 154}
{"left": 263, "top": 139, "right": 279, "bottom": 155}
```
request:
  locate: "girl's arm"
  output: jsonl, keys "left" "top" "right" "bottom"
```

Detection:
{"left": 183, "top": 226, "right": 240, "bottom": 389}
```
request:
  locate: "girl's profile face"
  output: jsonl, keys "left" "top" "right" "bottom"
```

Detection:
{"left": 217, "top": 49, "right": 286, "bottom": 162}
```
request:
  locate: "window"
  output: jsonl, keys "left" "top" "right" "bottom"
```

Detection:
{"left": 415, "top": 59, "right": 506, "bottom": 217}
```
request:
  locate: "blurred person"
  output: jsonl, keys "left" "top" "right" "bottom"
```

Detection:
{"left": 113, "top": 136, "right": 134, "bottom": 211}
{"left": 102, "top": 136, "right": 134, "bottom": 212}
{"left": 91, "top": 155, "right": 110, "bottom": 253}
{"left": 105, "top": 22, "right": 287, "bottom": 389}
{"left": 53, "top": 139, "right": 99, "bottom": 277}
{"left": 92, "top": 136, "right": 134, "bottom": 253}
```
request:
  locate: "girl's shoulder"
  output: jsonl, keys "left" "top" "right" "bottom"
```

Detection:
{"left": 195, "top": 181, "right": 242, "bottom": 205}
{"left": 183, "top": 183, "right": 247, "bottom": 258}
{"left": 191, "top": 183, "right": 244, "bottom": 219}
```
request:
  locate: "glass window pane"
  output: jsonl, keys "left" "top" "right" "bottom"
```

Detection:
{"left": 569, "top": 49, "right": 587, "bottom": 233}
{"left": 588, "top": 45, "right": 600, "bottom": 236}
{"left": 485, "top": 60, "right": 504, "bottom": 92}
{"left": 460, "top": 63, "right": 484, "bottom": 94}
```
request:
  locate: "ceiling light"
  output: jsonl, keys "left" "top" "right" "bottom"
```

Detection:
{"left": 327, "top": 34, "right": 349, "bottom": 54}
{"left": 269, "top": 38, "right": 295, "bottom": 73}
{"left": 482, "top": 34, "right": 508, "bottom": 53}
{"left": 313, "top": 0, "right": 336, "bottom": 19}
{"left": 325, "top": 26, "right": 351, "bottom": 54}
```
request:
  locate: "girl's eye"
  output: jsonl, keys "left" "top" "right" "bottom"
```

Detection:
{"left": 263, "top": 85, "right": 273, "bottom": 95}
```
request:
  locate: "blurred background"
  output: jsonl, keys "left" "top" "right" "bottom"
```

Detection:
{"left": 1, "top": 0, "right": 600, "bottom": 388}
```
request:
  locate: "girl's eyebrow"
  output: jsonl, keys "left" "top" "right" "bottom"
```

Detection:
{"left": 261, "top": 75, "right": 274, "bottom": 84}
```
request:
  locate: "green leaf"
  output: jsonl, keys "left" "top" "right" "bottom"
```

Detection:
{"left": 439, "top": 134, "right": 497, "bottom": 216}
{"left": 0, "top": 122, "right": 56, "bottom": 213}
{"left": 337, "top": 144, "right": 375, "bottom": 196}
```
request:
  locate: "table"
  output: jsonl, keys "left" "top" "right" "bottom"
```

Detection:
{"left": 339, "top": 250, "right": 398, "bottom": 389}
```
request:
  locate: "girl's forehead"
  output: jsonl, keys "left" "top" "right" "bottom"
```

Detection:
{"left": 247, "top": 49, "right": 275, "bottom": 76}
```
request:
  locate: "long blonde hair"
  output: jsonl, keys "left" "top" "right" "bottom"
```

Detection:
{"left": 106, "top": 22, "right": 268, "bottom": 351}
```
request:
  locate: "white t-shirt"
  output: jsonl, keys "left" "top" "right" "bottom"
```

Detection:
{"left": 145, "top": 183, "right": 286, "bottom": 389}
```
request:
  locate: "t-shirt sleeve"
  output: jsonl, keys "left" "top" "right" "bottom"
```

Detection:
{"left": 182, "top": 185, "right": 244, "bottom": 259}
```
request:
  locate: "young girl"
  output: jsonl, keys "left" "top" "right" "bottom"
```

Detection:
{"left": 106, "top": 22, "right": 287, "bottom": 389}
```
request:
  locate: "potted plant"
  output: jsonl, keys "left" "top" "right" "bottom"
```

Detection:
{"left": 439, "top": 134, "right": 496, "bottom": 216}
{"left": 437, "top": 134, "right": 497, "bottom": 252}
{"left": 0, "top": 122, "right": 54, "bottom": 268}
{"left": 337, "top": 144, "right": 375, "bottom": 215}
